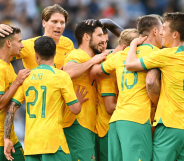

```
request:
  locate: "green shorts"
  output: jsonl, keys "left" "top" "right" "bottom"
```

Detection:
{"left": 25, "top": 148, "right": 71, "bottom": 161}
{"left": 95, "top": 133, "right": 108, "bottom": 161}
{"left": 0, "top": 141, "right": 24, "bottom": 161}
{"left": 153, "top": 123, "right": 184, "bottom": 161}
{"left": 63, "top": 119, "right": 96, "bottom": 161}
{"left": 108, "top": 120, "right": 152, "bottom": 161}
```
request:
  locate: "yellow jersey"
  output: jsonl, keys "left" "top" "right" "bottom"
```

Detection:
{"left": 96, "top": 54, "right": 117, "bottom": 137}
{"left": 140, "top": 45, "right": 184, "bottom": 129}
{"left": 15, "top": 36, "right": 74, "bottom": 69}
{"left": 63, "top": 49, "right": 97, "bottom": 133}
{"left": 101, "top": 44, "right": 160, "bottom": 124}
{"left": 12, "top": 64, "right": 78, "bottom": 155}
{"left": 0, "top": 59, "right": 18, "bottom": 146}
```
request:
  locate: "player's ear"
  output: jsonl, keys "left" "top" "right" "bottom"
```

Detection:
{"left": 42, "top": 19, "right": 46, "bottom": 28}
{"left": 153, "top": 27, "right": 157, "bottom": 36}
{"left": 5, "top": 40, "right": 11, "bottom": 48}
{"left": 173, "top": 31, "right": 179, "bottom": 39}
{"left": 83, "top": 33, "right": 91, "bottom": 42}
{"left": 35, "top": 52, "right": 39, "bottom": 60}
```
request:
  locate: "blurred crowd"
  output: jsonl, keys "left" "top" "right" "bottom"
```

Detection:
{"left": 0, "top": 0, "right": 183, "bottom": 147}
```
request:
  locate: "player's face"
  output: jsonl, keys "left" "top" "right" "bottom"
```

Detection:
{"left": 89, "top": 27, "right": 104, "bottom": 55}
{"left": 155, "top": 21, "right": 163, "bottom": 49}
{"left": 162, "top": 21, "right": 174, "bottom": 48}
{"left": 42, "top": 12, "right": 65, "bottom": 41}
{"left": 9, "top": 33, "right": 24, "bottom": 57}
{"left": 101, "top": 34, "right": 109, "bottom": 52}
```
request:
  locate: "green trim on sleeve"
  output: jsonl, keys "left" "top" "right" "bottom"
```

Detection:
{"left": 13, "top": 57, "right": 16, "bottom": 61}
{"left": 67, "top": 99, "right": 79, "bottom": 106}
{"left": 67, "top": 60, "right": 79, "bottom": 64}
{"left": 101, "top": 93, "right": 116, "bottom": 97}
{"left": 0, "top": 91, "right": 5, "bottom": 95}
{"left": 101, "top": 63, "right": 110, "bottom": 75}
{"left": 11, "top": 98, "right": 22, "bottom": 107}
{"left": 140, "top": 57, "right": 147, "bottom": 70}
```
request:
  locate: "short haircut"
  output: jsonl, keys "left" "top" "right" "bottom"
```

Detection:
{"left": 0, "top": 26, "right": 21, "bottom": 48}
{"left": 137, "top": 15, "right": 162, "bottom": 36}
{"left": 163, "top": 12, "right": 184, "bottom": 41}
{"left": 118, "top": 29, "right": 139, "bottom": 46}
{"left": 75, "top": 20, "right": 103, "bottom": 46}
{"left": 42, "top": 4, "right": 68, "bottom": 23}
{"left": 34, "top": 36, "right": 56, "bottom": 60}
{"left": 102, "top": 27, "right": 108, "bottom": 35}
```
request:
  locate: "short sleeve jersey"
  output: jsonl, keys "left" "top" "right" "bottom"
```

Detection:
{"left": 101, "top": 44, "right": 160, "bottom": 124}
{"left": 96, "top": 54, "right": 117, "bottom": 137}
{"left": 0, "top": 59, "right": 18, "bottom": 146}
{"left": 140, "top": 45, "right": 184, "bottom": 129}
{"left": 12, "top": 64, "right": 78, "bottom": 155}
{"left": 15, "top": 36, "right": 74, "bottom": 69}
{"left": 62, "top": 49, "right": 97, "bottom": 133}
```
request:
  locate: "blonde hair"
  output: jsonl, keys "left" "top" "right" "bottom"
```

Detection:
{"left": 118, "top": 29, "right": 139, "bottom": 46}
{"left": 42, "top": 4, "right": 68, "bottom": 23}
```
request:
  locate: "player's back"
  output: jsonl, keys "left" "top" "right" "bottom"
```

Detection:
{"left": 19, "top": 64, "right": 72, "bottom": 155}
{"left": 104, "top": 44, "right": 160, "bottom": 124}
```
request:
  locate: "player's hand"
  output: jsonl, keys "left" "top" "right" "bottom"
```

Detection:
{"left": 90, "top": 53, "right": 108, "bottom": 65}
{"left": 4, "top": 138, "right": 15, "bottom": 161}
{"left": 84, "top": 19, "right": 97, "bottom": 26}
{"left": 15, "top": 69, "right": 30, "bottom": 86}
{"left": 76, "top": 85, "right": 89, "bottom": 105}
{"left": 0, "top": 24, "right": 13, "bottom": 37}
{"left": 131, "top": 36, "right": 147, "bottom": 46}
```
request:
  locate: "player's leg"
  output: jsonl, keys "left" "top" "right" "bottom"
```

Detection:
{"left": 116, "top": 120, "right": 152, "bottom": 161}
{"left": 98, "top": 133, "right": 108, "bottom": 161}
{"left": 177, "top": 146, "right": 184, "bottom": 161}
{"left": 11, "top": 141, "right": 25, "bottom": 161}
{"left": 95, "top": 134, "right": 99, "bottom": 161}
{"left": 108, "top": 122, "right": 122, "bottom": 161}
{"left": 64, "top": 120, "right": 96, "bottom": 161}
{"left": 41, "top": 149, "right": 72, "bottom": 161}
{"left": 153, "top": 124, "right": 184, "bottom": 161}
{"left": 25, "top": 154, "right": 40, "bottom": 161}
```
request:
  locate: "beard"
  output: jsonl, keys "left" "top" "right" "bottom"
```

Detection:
{"left": 89, "top": 37, "right": 103, "bottom": 55}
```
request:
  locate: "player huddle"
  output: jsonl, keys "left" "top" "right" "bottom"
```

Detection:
{"left": 0, "top": 3, "right": 184, "bottom": 161}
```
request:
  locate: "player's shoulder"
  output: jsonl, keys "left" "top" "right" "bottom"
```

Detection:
{"left": 58, "top": 36, "right": 74, "bottom": 47}
{"left": 54, "top": 68, "right": 71, "bottom": 79}
{"left": 22, "top": 36, "right": 41, "bottom": 47}
{"left": 66, "top": 49, "right": 89, "bottom": 60}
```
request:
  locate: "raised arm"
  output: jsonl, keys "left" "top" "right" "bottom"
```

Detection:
{"left": 0, "top": 24, "right": 13, "bottom": 37}
{"left": 4, "top": 101, "right": 19, "bottom": 161}
{"left": 146, "top": 69, "right": 161, "bottom": 106}
{"left": 0, "top": 69, "right": 30, "bottom": 110}
{"left": 126, "top": 37, "right": 147, "bottom": 71}
{"left": 64, "top": 53, "right": 107, "bottom": 79}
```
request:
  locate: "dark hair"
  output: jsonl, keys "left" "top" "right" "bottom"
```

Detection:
{"left": 42, "top": 4, "right": 68, "bottom": 23}
{"left": 137, "top": 15, "right": 162, "bottom": 36}
{"left": 102, "top": 27, "right": 108, "bottom": 35}
{"left": 75, "top": 20, "right": 103, "bottom": 46}
{"left": 0, "top": 26, "right": 21, "bottom": 48}
{"left": 34, "top": 36, "right": 56, "bottom": 60}
{"left": 163, "top": 12, "right": 184, "bottom": 41}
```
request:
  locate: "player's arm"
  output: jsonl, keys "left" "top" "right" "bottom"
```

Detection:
{"left": 103, "top": 96, "right": 117, "bottom": 115}
{"left": 68, "top": 86, "right": 89, "bottom": 115}
{"left": 89, "top": 64, "right": 106, "bottom": 81}
{"left": 0, "top": 24, "right": 13, "bottom": 37}
{"left": 64, "top": 53, "right": 107, "bottom": 79}
{"left": 85, "top": 19, "right": 124, "bottom": 37}
{"left": 4, "top": 101, "right": 19, "bottom": 161}
{"left": 0, "top": 69, "right": 30, "bottom": 110}
{"left": 126, "top": 37, "right": 147, "bottom": 71}
{"left": 146, "top": 69, "right": 161, "bottom": 106}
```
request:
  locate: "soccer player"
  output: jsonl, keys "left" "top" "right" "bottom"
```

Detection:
{"left": 95, "top": 28, "right": 139, "bottom": 161}
{"left": 0, "top": 4, "right": 74, "bottom": 70}
{"left": 62, "top": 20, "right": 107, "bottom": 161}
{"left": 126, "top": 12, "right": 184, "bottom": 161}
{"left": 4, "top": 36, "right": 86, "bottom": 161}
{"left": 0, "top": 26, "right": 30, "bottom": 161}
{"left": 88, "top": 15, "right": 163, "bottom": 161}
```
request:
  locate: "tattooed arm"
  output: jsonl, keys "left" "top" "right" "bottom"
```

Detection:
{"left": 146, "top": 69, "right": 161, "bottom": 106}
{"left": 4, "top": 101, "right": 19, "bottom": 161}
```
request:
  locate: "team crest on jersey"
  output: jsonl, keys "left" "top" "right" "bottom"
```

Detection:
{"left": 91, "top": 154, "right": 95, "bottom": 160}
